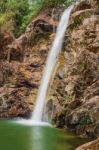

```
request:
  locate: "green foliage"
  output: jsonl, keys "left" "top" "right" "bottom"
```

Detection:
{"left": 78, "top": 60, "right": 88, "bottom": 73}
{"left": 0, "top": 0, "right": 30, "bottom": 36}
{"left": 0, "top": 11, "right": 14, "bottom": 27}
{"left": 0, "top": 0, "right": 74, "bottom": 36}
{"left": 41, "top": 0, "right": 67, "bottom": 7}
{"left": 64, "top": 0, "right": 75, "bottom": 7}
{"left": 0, "top": 1, "right": 14, "bottom": 30}
{"left": 70, "top": 11, "right": 92, "bottom": 30}
{"left": 37, "top": 0, "right": 74, "bottom": 8}
{"left": 80, "top": 115, "right": 93, "bottom": 125}
{"left": 19, "top": 1, "right": 43, "bottom": 37}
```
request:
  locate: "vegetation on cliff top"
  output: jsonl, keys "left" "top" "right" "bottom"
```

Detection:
{"left": 0, "top": 0, "right": 74, "bottom": 37}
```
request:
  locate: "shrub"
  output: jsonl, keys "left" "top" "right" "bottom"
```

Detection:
{"left": 0, "top": 0, "right": 74, "bottom": 36}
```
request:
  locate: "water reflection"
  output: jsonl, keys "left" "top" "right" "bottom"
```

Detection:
{"left": 32, "top": 127, "right": 45, "bottom": 150}
{"left": 0, "top": 121, "right": 89, "bottom": 150}
{"left": 32, "top": 126, "right": 56, "bottom": 150}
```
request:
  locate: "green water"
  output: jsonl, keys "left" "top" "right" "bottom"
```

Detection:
{"left": 0, "top": 120, "right": 88, "bottom": 150}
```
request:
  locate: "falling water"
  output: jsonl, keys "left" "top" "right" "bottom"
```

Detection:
{"left": 32, "top": 6, "right": 74, "bottom": 123}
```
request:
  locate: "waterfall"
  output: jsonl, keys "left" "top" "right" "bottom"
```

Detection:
{"left": 32, "top": 5, "right": 74, "bottom": 122}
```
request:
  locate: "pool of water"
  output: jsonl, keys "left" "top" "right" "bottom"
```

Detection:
{"left": 0, "top": 120, "right": 88, "bottom": 150}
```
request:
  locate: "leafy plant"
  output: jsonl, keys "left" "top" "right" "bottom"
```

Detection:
{"left": 70, "top": 11, "right": 92, "bottom": 30}
{"left": 0, "top": 0, "right": 74, "bottom": 36}
{"left": 80, "top": 115, "right": 93, "bottom": 125}
{"left": 0, "top": 0, "right": 30, "bottom": 36}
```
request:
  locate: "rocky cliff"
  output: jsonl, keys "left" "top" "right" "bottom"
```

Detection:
{"left": 0, "top": 7, "right": 63, "bottom": 118}
{"left": 47, "top": 0, "right": 99, "bottom": 139}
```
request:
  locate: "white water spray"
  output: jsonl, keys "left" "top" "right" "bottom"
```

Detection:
{"left": 32, "top": 6, "right": 74, "bottom": 123}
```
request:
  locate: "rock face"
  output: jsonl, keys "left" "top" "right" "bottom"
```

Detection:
{"left": 0, "top": 31, "right": 14, "bottom": 60}
{"left": 0, "top": 8, "right": 59, "bottom": 118}
{"left": 75, "top": 138, "right": 99, "bottom": 150}
{"left": 46, "top": 0, "right": 99, "bottom": 139}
